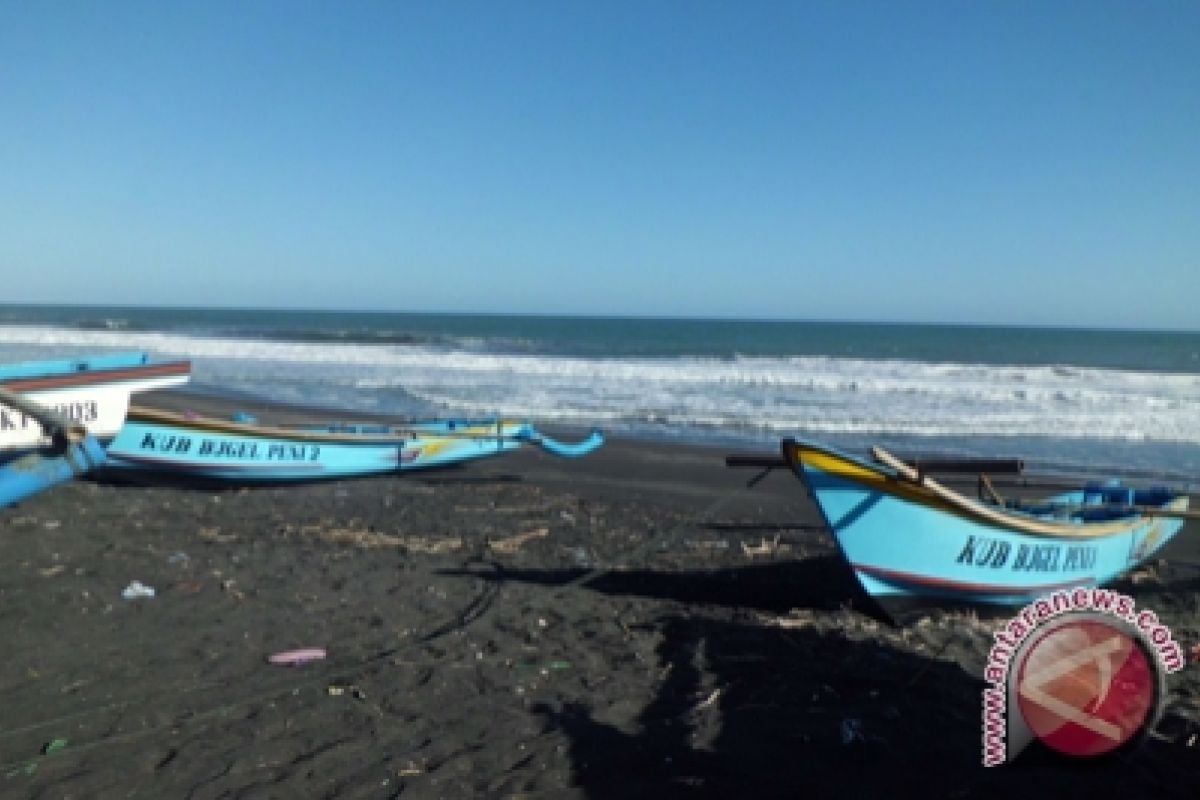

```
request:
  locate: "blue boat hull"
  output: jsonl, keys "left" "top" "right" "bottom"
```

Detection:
{"left": 102, "top": 408, "right": 602, "bottom": 483}
{"left": 782, "top": 438, "right": 1187, "bottom": 613}
{"left": 104, "top": 416, "right": 522, "bottom": 483}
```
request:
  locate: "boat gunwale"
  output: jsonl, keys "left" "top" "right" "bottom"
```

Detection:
{"left": 780, "top": 437, "right": 1182, "bottom": 540}
{"left": 125, "top": 405, "right": 525, "bottom": 446}
{"left": 1, "top": 361, "right": 193, "bottom": 393}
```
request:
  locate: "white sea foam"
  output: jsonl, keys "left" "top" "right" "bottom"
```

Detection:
{"left": 2, "top": 325, "right": 1200, "bottom": 447}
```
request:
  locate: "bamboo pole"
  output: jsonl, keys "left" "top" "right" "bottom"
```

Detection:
{"left": 870, "top": 446, "right": 1162, "bottom": 537}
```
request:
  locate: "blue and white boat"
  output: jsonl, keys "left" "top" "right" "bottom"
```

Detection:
{"left": 1, "top": 352, "right": 188, "bottom": 507}
{"left": 779, "top": 437, "right": 1191, "bottom": 617}
{"left": 102, "top": 406, "right": 603, "bottom": 483}
{"left": 0, "top": 352, "right": 192, "bottom": 450}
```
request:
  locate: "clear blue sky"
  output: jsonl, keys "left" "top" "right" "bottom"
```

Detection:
{"left": 2, "top": 1, "right": 1197, "bottom": 328}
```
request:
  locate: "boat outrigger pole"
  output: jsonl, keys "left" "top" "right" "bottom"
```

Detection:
{"left": 0, "top": 386, "right": 90, "bottom": 447}
{"left": 0, "top": 387, "right": 107, "bottom": 508}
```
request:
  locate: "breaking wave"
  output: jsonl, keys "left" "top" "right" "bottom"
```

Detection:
{"left": 2, "top": 324, "right": 1199, "bottom": 451}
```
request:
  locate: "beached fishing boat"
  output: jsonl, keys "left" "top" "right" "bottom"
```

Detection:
{"left": 0, "top": 352, "right": 192, "bottom": 449}
{"left": 731, "top": 438, "right": 1192, "bottom": 617}
{"left": 101, "top": 406, "right": 603, "bottom": 483}
{"left": 0, "top": 386, "right": 107, "bottom": 508}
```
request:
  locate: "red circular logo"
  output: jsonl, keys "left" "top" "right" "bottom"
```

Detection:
{"left": 1015, "top": 617, "right": 1158, "bottom": 758}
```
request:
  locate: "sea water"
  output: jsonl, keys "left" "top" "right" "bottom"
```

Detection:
{"left": 1, "top": 304, "right": 1198, "bottom": 480}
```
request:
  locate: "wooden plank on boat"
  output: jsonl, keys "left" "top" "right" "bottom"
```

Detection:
{"left": 908, "top": 457, "right": 1024, "bottom": 475}
{"left": 728, "top": 452, "right": 1024, "bottom": 474}
{"left": 725, "top": 454, "right": 787, "bottom": 469}
{"left": 869, "top": 446, "right": 1160, "bottom": 537}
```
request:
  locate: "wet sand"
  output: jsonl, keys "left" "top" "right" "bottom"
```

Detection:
{"left": 2, "top": 392, "right": 1199, "bottom": 798}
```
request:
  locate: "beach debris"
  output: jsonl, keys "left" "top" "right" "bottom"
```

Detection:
{"left": 326, "top": 683, "right": 366, "bottom": 699}
{"left": 198, "top": 526, "right": 238, "bottom": 544}
{"left": 517, "top": 660, "right": 573, "bottom": 673}
{"left": 121, "top": 580, "right": 156, "bottom": 600}
{"left": 1129, "top": 567, "right": 1158, "bottom": 585}
{"left": 220, "top": 579, "right": 246, "bottom": 601}
{"left": 1190, "top": 643, "right": 1200, "bottom": 663}
{"left": 43, "top": 520, "right": 60, "bottom": 529}
{"left": 267, "top": 647, "right": 327, "bottom": 666}
{"left": 694, "top": 687, "right": 724, "bottom": 711}
{"left": 4, "top": 762, "right": 37, "bottom": 778}
{"left": 174, "top": 580, "right": 204, "bottom": 594}
{"left": 768, "top": 608, "right": 817, "bottom": 629}
{"left": 840, "top": 718, "right": 867, "bottom": 745}
{"left": 41, "top": 739, "right": 68, "bottom": 756}
{"left": 4, "top": 738, "right": 73, "bottom": 776}
{"left": 167, "top": 551, "right": 189, "bottom": 565}
{"left": 315, "top": 527, "right": 463, "bottom": 553}
{"left": 38, "top": 564, "right": 66, "bottom": 578}
{"left": 840, "top": 717, "right": 888, "bottom": 751}
{"left": 741, "top": 535, "right": 786, "bottom": 557}
{"left": 488, "top": 527, "right": 550, "bottom": 554}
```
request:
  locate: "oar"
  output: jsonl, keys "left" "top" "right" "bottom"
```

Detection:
{"left": 0, "top": 386, "right": 88, "bottom": 445}
{"left": 725, "top": 454, "right": 786, "bottom": 469}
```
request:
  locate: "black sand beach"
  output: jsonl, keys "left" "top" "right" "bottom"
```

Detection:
{"left": 2, "top": 392, "right": 1199, "bottom": 799}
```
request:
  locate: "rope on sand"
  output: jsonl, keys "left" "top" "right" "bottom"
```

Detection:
{"left": 547, "top": 468, "right": 770, "bottom": 594}
{"left": 0, "top": 558, "right": 505, "bottom": 778}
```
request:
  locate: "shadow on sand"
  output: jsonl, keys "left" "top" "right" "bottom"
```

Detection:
{"left": 443, "top": 560, "right": 1200, "bottom": 799}
{"left": 458, "top": 555, "right": 869, "bottom": 616}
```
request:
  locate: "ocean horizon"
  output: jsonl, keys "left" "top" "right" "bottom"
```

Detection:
{"left": 5, "top": 301, "right": 1199, "bottom": 334}
{"left": 2, "top": 303, "right": 1199, "bottom": 481}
